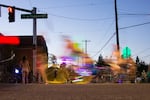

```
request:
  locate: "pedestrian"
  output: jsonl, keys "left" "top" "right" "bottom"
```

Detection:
{"left": 20, "top": 56, "right": 30, "bottom": 84}
{"left": 36, "top": 53, "right": 48, "bottom": 84}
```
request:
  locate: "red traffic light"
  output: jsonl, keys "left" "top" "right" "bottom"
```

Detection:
{"left": 8, "top": 7, "right": 13, "bottom": 13}
{"left": 8, "top": 7, "right": 15, "bottom": 22}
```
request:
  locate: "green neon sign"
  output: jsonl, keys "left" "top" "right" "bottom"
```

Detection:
{"left": 122, "top": 46, "right": 131, "bottom": 59}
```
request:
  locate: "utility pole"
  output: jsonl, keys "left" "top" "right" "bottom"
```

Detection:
{"left": 82, "top": 40, "right": 90, "bottom": 54}
{"left": 114, "top": 0, "right": 120, "bottom": 51}
{"left": 81, "top": 40, "right": 90, "bottom": 66}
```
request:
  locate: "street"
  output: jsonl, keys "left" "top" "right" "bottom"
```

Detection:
{"left": 0, "top": 83, "right": 150, "bottom": 100}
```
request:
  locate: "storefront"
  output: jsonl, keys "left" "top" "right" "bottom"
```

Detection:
{"left": 0, "top": 35, "right": 48, "bottom": 83}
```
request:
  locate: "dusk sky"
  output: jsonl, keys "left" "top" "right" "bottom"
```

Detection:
{"left": 0, "top": 0, "right": 150, "bottom": 64}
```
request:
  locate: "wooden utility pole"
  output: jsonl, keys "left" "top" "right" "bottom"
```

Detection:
{"left": 82, "top": 40, "right": 90, "bottom": 54}
{"left": 114, "top": 0, "right": 120, "bottom": 51}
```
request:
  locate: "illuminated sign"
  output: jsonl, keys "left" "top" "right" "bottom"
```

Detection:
{"left": 0, "top": 36, "right": 20, "bottom": 45}
{"left": 122, "top": 46, "right": 131, "bottom": 59}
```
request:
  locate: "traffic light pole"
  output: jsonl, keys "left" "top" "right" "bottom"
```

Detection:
{"left": 0, "top": 4, "right": 32, "bottom": 13}
{"left": 32, "top": 7, "right": 37, "bottom": 78}
{"left": 0, "top": 4, "right": 37, "bottom": 80}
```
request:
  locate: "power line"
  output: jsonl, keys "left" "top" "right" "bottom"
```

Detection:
{"left": 93, "top": 19, "right": 115, "bottom": 51}
{"left": 37, "top": 9, "right": 113, "bottom": 21}
{"left": 119, "top": 21, "right": 150, "bottom": 30}
{"left": 141, "top": 54, "right": 150, "bottom": 59}
{"left": 119, "top": 13, "right": 150, "bottom": 16}
{"left": 132, "top": 48, "right": 150, "bottom": 57}
{"left": 118, "top": 8, "right": 150, "bottom": 14}
{"left": 46, "top": 12, "right": 113, "bottom": 21}
{"left": 50, "top": 17, "right": 150, "bottom": 60}
{"left": 91, "top": 32, "right": 116, "bottom": 58}
{"left": 39, "top": 3, "right": 107, "bottom": 9}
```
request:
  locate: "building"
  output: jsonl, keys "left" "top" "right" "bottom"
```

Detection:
{"left": 0, "top": 35, "right": 48, "bottom": 83}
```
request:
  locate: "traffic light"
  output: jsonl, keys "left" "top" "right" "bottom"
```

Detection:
{"left": 8, "top": 7, "right": 15, "bottom": 22}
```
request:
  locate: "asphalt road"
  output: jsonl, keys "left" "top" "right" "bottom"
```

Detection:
{"left": 0, "top": 83, "right": 150, "bottom": 100}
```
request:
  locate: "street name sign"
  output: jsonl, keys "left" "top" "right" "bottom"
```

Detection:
{"left": 21, "top": 14, "right": 48, "bottom": 19}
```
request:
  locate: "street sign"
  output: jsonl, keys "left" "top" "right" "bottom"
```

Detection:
{"left": 122, "top": 46, "right": 131, "bottom": 59}
{"left": 21, "top": 14, "right": 48, "bottom": 19}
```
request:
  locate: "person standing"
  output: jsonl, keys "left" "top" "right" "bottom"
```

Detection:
{"left": 20, "top": 56, "right": 30, "bottom": 84}
{"left": 36, "top": 53, "right": 48, "bottom": 84}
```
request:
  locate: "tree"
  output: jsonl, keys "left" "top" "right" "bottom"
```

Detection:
{"left": 96, "top": 54, "right": 109, "bottom": 67}
{"left": 136, "top": 59, "right": 148, "bottom": 76}
{"left": 136, "top": 56, "right": 139, "bottom": 64}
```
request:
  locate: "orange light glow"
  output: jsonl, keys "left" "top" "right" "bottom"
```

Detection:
{"left": 0, "top": 36, "right": 20, "bottom": 45}
{"left": 8, "top": 7, "right": 13, "bottom": 13}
